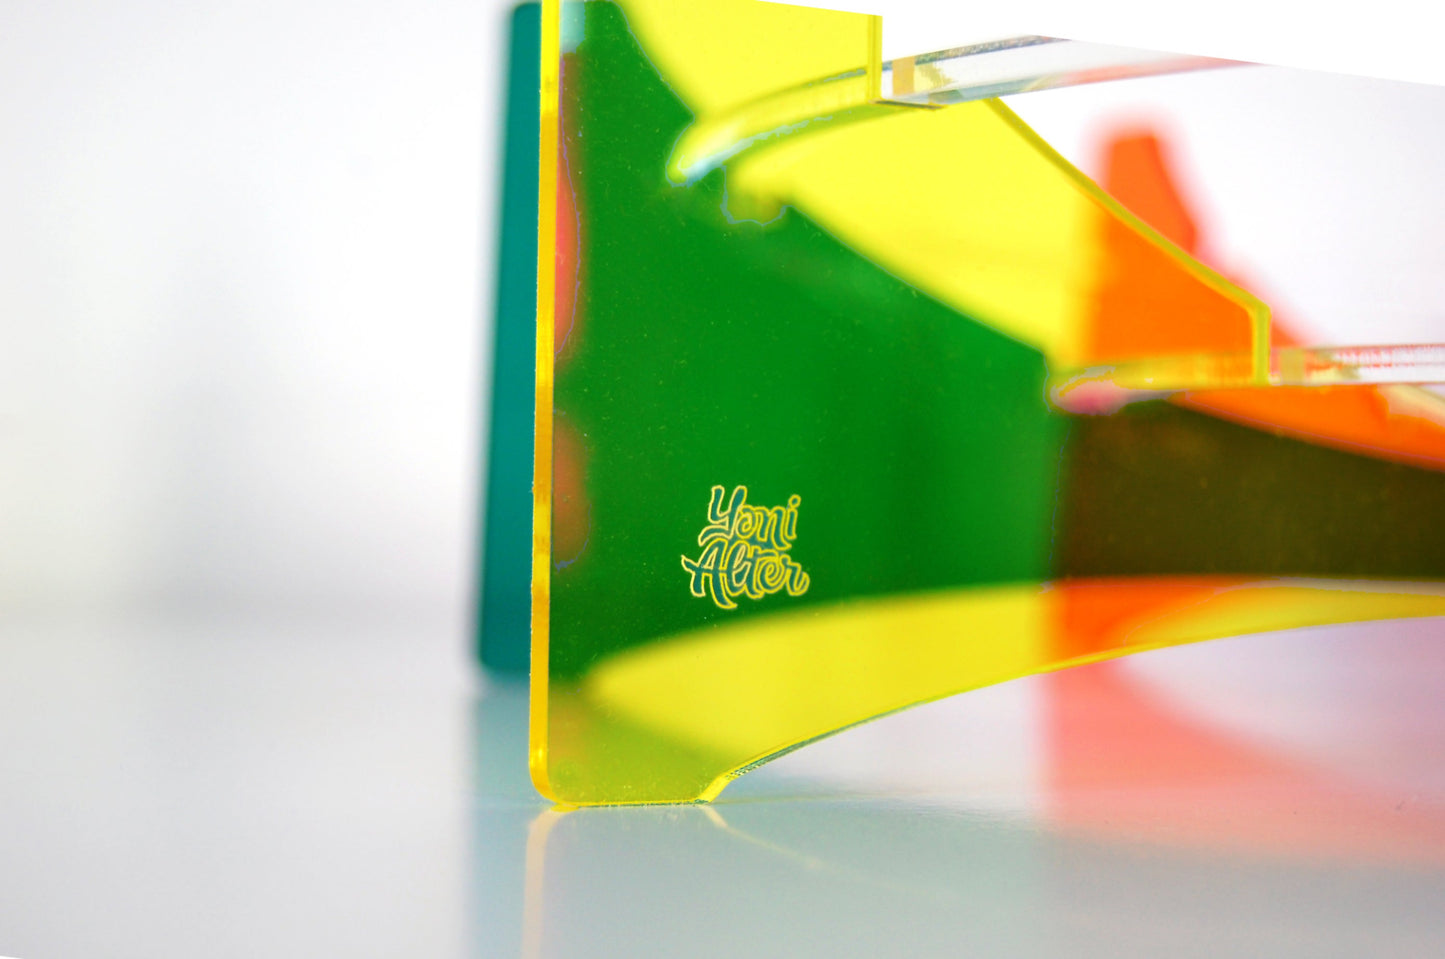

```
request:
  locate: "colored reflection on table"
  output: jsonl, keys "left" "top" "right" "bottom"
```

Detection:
{"left": 475, "top": 616, "right": 1445, "bottom": 957}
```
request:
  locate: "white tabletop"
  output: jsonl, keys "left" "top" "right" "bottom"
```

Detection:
{"left": 3, "top": 610, "right": 1442, "bottom": 958}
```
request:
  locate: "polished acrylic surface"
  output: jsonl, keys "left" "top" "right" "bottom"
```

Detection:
{"left": 529, "top": 0, "right": 1445, "bottom": 806}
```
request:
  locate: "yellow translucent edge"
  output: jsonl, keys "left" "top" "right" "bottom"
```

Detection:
{"left": 1051, "top": 344, "right": 1445, "bottom": 404}
{"left": 577, "top": 581, "right": 1445, "bottom": 806}
{"left": 982, "top": 99, "right": 1273, "bottom": 379}
{"left": 529, "top": 0, "right": 561, "bottom": 803}
{"left": 864, "top": 15, "right": 882, "bottom": 100}
{"left": 667, "top": 56, "right": 1270, "bottom": 375}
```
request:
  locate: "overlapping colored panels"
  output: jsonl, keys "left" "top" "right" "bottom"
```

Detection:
{"left": 530, "top": 0, "right": 1445, "bottom": 805}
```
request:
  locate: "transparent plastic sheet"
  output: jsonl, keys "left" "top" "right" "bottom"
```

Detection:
{"left": 529, "top": 0, "right": 1445, "bottom": 806}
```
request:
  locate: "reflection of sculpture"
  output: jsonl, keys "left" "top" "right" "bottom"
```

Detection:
{"left": 513, "top": 0, "right": 1445, "bottom": 805}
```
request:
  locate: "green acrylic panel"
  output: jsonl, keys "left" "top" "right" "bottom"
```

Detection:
{"left": 480, "top": 2, "right": 542, "bottom": 673}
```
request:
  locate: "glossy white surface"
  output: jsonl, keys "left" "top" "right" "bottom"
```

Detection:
{"left": 3, "top": 612, "right": 1443, "bottom": 958}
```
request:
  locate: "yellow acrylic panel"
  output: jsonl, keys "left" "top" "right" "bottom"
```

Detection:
{"left": 530, "top": 0, "right": 1445, "bottom": 806}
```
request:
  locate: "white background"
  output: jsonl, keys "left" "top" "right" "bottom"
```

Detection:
{"left": 0, "top": 0, "right": 514, "bottom": 640}
{"left": 799, "top": 0, "right": 1445, "bottom": 87}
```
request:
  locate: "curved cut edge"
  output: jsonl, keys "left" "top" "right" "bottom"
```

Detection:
{"left": 538, "top": 578, "right": 1445, "bottom": 805}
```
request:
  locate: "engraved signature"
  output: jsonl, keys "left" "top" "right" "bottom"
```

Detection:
{"left": 681, "top": 485, "right": 810, "bottom": 610}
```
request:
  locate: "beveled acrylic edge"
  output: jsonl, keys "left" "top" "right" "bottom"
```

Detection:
{"left": 528, "top": 0, "right": 562, "bottom": 804}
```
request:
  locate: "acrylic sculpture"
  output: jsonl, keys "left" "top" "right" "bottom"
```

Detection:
{"left": 489, "top": 0, "right": 1445, "bottom": 806}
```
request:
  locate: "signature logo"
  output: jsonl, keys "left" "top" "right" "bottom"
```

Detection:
{"left": 681, "top": 485, "right": 810, "bottom": 610}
